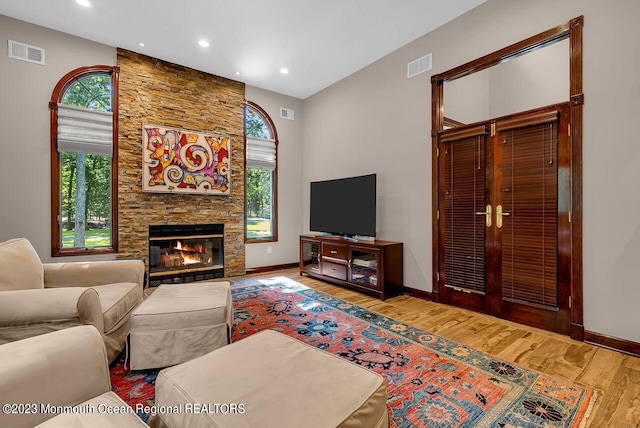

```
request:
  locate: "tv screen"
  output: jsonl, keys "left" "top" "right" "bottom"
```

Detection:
{"left": 310, "top": 174, "right": 376, "bottom": 237}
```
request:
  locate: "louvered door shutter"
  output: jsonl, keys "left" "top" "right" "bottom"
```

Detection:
{"left": 498, "top": 113, "right": 558, "bottom": 308}
{"left": 442, "top": 127, "right": 488, "bottom": 293}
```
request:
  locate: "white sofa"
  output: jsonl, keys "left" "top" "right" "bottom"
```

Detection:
{"left": 0, "top": 238, "right": 145, "bottom": 361}
{"left": 0, "top": 325, "right": 149, "bottom": 428}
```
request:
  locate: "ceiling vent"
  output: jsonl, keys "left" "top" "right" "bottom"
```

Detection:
{"left": 280, "top": 107, "right": 294, "bottom": 120}
{"left": 8, "top": 40, "right": 45, "bottom": 65}
{"left": 407, "top": 53, "right": 432, "bottom": 78}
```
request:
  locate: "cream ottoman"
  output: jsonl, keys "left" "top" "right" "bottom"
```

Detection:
{"left": 35, "top": 392, "right": 150, "bottom": 427}
{"left": 155, "top": 329, "right": 389, "bottom": 428}
{"left": 129, "top": 281, "right": 232, "bottom": 370}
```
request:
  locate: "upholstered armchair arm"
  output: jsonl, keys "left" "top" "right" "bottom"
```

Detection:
{"left": 0, "top": 326, "right": 111, "bottom": 428}
{"left": 43, "top": 259, "right": 145, "bottom": 289}
{"left": 0, "top": 287, "right": 104, "bottom": 338}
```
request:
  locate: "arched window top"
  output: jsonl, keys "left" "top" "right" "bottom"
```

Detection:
{"left": 50, "top": 65, "right": 118, "bottom": 108}
{"left": 61, "top": 73, "right": 112, "bottom": 111}
{"left": 245, "top": 101, "right": 278, "bottom": 142}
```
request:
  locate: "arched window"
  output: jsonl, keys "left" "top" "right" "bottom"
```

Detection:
{"left": 49, "top": 66, "right": 119, "bottom": 256}
{"left": 245, "top": 101, "right": 278, "bottom": 242}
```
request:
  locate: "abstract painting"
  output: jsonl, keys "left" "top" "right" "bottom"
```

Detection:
{"left": 142, "top": 124, "right": 231, "bottom": 195}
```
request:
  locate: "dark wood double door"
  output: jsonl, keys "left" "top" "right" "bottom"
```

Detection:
{"left": 437, "top": 104, "right": 571, "bottom": 334}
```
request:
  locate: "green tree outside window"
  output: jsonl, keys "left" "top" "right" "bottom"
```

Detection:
{"left": 60, "top": 74, "right": 112, "bottom": 248}
{"left": 245, "top": 104, "right": 277, "bottom": 241}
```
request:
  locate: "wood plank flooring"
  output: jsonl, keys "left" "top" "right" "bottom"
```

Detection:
{"left": 237, "top": 268, "right": 640, "bottom": 427}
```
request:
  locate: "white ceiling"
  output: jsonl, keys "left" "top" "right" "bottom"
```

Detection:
{"left": 0, "top": 0, "right": 486, "bottom": 99}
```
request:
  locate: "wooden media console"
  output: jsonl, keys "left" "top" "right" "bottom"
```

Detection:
{"left": 299, "top": 235, "right": 403, "bottom": 300}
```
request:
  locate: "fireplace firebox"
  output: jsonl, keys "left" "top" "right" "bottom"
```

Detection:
{"left": 148, "top": 224, "right": 224, "bottom": 286}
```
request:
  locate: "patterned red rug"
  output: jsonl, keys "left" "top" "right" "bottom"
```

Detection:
{"left": 110, "top": 277, "right": 595, "bottom": 427}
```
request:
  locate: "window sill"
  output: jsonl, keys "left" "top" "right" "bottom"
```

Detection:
{"left": 245, "top": 237, "right": 278, "bottom": 244}
{"left": 52, "top": 246, "right": 117, "bottom": 257}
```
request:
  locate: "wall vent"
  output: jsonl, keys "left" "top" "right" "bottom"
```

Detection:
{"left": 8, "top": 40, "right": 45, "bottom": 65}
{"left": 407, "top": 53, "right": 432, "bottom": 78}
{"left": 280, "top": 107, "right": 294, "bottom": 120}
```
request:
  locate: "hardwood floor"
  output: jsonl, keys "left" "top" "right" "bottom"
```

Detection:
{"left": 237, "top": 268, "right": 640, "bottom": 428}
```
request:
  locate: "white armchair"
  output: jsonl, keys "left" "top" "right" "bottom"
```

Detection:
{"left": 0, "top": 238, "right": 145, "bottom": 361}
{"left": 0, "top": 325, "right": 149, "bottom": 427}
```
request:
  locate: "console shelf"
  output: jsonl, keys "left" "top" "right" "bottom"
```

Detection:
{"left": 299, "top": 235, "right": 403, "bottom": 300}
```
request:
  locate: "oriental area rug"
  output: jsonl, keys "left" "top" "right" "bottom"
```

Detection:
{"left": 110, "top": 277, "right": 595, "bottom": 427}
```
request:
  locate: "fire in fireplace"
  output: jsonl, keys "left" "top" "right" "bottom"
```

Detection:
{"left": 158, "top": 239, "right": 212, "bottom": 270}
{"left": 148, "top": 224, "right": 224, "bottom": 286}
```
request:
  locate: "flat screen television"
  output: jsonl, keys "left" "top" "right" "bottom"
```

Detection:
{"left": 309, "top": 174, "right": 376, "bottom": 238}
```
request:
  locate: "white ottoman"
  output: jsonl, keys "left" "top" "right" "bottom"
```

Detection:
{"left": 155, "top": 330, "right": 389, "bottom": 428}
{"left": 129, "top": 281, "right": 232, "bottom": 370}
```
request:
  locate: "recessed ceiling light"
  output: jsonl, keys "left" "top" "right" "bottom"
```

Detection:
{"left": 280, "top": 68, "right": 289, "bottom": 74}
{"left": 198, "top": 40, "right": 210, "bottom": 48}
{"left": 235, "top": 71, "right": 241, "bottom": 75}
{"left": 75, "top": 0, "right": 91, "bottom": 7}
{"left": 138, "top": 42, "right": 145, "bottom": 47}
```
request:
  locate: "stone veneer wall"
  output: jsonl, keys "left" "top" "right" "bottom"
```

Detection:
{"left": 116, "top": 49, "right": 246, "bottom": 276}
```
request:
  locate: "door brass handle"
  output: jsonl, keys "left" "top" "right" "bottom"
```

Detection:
{"left": 475, "top": 204, "right": 492, "bottom": 227}
{"left": 496, "top": 205, "right": 510, "bottom": 229}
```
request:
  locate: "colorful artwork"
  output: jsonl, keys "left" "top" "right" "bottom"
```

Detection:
{"left": 142, "top": 124, "right": 231, "bottom": 195}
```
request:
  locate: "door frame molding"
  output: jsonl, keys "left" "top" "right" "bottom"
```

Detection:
{"left": 430, "top": 16, "right": 584, "bottom": 340}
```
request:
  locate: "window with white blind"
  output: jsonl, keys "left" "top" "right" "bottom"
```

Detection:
{"left": 245, "top": 101, "right": 278, "bottom": 242}
{"left": 50, "top": 66, "right": 118, "bottom": 256}
{"left": 56, "top": 104, "right": 113, "bottom": 156}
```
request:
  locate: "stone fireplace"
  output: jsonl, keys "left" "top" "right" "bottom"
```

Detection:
{"left": 115, "top": 49, "right": 246, "bottom": 277}
{"left": 148, "top": 224, "right": 224, "bottom": 286}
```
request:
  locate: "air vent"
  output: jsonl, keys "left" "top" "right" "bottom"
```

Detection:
{"left": 407, "top": 53, "right": 432, "bottom": 78}
{"left": 8, "top": 40, "right": 45, "bottom": 65}
{"left": 280, "top": 107, "right": 294, "bottom": 120}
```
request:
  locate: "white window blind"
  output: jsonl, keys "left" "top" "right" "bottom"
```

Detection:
{"left": 57, "top": 104, "right": 113, "bottom": 157}
{"left": 246, "top": 136, "right": 276, "bottom": 170}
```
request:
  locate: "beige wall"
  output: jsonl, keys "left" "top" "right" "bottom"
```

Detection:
{"left": 302, "top": 0, "right": 640, "bottom": 342}
{"left": 0, "top": 15, "right": 116, "bottom": 262}
{"left": 3, "top": 1, "right": 640, "bottom": 343}
{"left": 244, "top": 86, "right": 304, "bottom": 268}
